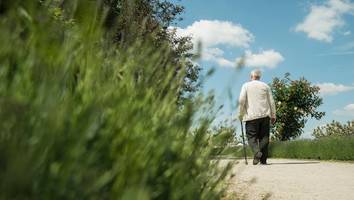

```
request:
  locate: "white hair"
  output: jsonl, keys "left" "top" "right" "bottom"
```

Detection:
{"left": 250, "top": 69, "right": 262, "bottom": 78}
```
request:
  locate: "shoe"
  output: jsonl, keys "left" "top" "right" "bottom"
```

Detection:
{"left": 253, "top": 151, "right": 262, "bottom": 165}
{"left": 260, "top": 162, "right": 268, "bottom": 165}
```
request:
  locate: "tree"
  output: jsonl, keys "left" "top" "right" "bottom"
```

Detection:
{"left": 47, "top": 0, "right": 200, "bottom": 102}
{"left": 270, "top": 73, "right": 325, "bottom": 141}
{"left": 313, "top": 120, "right": 354, "bottom": 138}
{"left": 102, "top": 0, "right": 201, "bottom": 102}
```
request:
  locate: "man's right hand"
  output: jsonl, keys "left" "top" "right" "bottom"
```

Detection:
{"left": 271, "top": 118, "right": 276, "bottom": 125}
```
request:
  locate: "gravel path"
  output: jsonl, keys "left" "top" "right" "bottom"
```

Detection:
{"left": 226, "top": 159, "right": 354, "bottom": 200}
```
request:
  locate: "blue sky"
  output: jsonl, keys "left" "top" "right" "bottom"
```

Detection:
{"left": 171, "top": 0, "right": 354, "bottom": 138}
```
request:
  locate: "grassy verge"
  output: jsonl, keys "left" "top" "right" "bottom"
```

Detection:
{"left": 269, "top": 136, "right": 354, "bottom": 160}
{"left": 217, "top": 136, "right": 354, "bottom": 161}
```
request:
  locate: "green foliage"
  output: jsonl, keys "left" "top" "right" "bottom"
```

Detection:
{"left": 0, "top": 1, "right": 232, "bottom": 199}
{"left": 270, "top": 73, "right": 325, "bottom": 141}
{"left": 313, "top": 120, "right": 354, "bottom": 138}
{"left": 209, "top": 122, "right": 238, "bottom": 147}
{"left": 269, "top": 137, "right": 354, "bottom": 160}
{"left": 102, "top": 0, "right": 201, "bottom": 101}
{"left": 101, "top": 0, "right": 184, "bottom": 43}
{"left": 43, "top": 0, "right": 200, "bottom": 103}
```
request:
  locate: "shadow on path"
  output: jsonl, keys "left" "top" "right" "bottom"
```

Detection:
{"left": 269, "top": 161, "right": 320, "bottom": 165}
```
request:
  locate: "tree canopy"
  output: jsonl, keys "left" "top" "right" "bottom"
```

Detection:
{"left": 43, "top": 0, "right": 200, "bottom": 102}
{"left": 270, "top": 73, "right": 325, "bottom": 141}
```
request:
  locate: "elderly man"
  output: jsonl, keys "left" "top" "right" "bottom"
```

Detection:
{"left": 238, "top": 69, "right": 276, "bottom": 165}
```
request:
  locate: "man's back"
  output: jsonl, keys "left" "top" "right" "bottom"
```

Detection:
{"left": 239, "top": 80, "right": 275, "bottom": 121}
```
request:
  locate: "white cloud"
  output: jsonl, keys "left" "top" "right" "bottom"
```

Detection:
{"left": 346, "top": 104, "right": 354, "bottom": 110}
{"left": 316, "top": 82, "right": 354, "bottom": 95}
{"left": 317, "top": 51, "right": 354, "bottom": 56}
{"left": 343, "top": 30, "right": 351, "bottom": 35}
{"left": 295, "top": 0, "right": 354, "bottom": 42}
{"left": 175, "top": 20, "right": 254, "bottom": 48}
{"left": 202, "top": 48, "right": 234, "bottom": 67}
{"left": 172, "top": 20, "right": 284, "bottom": 69}
{"left": 333, "top": 103, "right": 354, "bottom": 116}
{"left": 172, "top": 20, "right": 255, "bottom": 68}
{"left": 236, "top": 50, "right": 284, "bottom": 68}
{"left": 336, "top": 41, "right": 354, "bottom": 51}
{"left": 319, "top": 40, "right": 354, "bottom": 56}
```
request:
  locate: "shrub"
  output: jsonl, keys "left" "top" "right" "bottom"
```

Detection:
{"left": 313, "top": 120, "right": 354, "bottom": 138}
{"left": 209, "top": 122, "right": 238, "bottom": 147}
{"left": 270, "top": 73, "right": 325, "bottom": 141}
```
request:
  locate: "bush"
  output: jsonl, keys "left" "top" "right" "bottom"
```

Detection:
{"left": 209, "top": 122, "right": 238, "bottom": 147}
{"left": 313, "top": 120, "right": 354, "bottom": 138}
{"left": 270, "top": 73, "right": 325, "bottom": 141}
{"left": 0, "top": 1, "right": 232, "bottom": 199}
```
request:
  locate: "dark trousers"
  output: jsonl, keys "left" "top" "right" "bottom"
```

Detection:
{"left": 245, "top": 117, "right": 270, "bottom": 163}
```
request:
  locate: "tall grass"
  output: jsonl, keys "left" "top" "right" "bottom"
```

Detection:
{"left": 217, "top": 136, "right": 354, "bottom": 161}
{"left": 269, "top": 136, "right": 354, "bottom": 160}
{"left": 0, "top": 1, "right": 232, "bottom": 199}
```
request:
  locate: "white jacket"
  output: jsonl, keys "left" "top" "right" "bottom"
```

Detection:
{"left": 238, "top": 80, "right": 276, "bottom": 121}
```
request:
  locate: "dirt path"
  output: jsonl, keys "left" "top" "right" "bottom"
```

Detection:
{"left": 226, "top": 159, "right": 354, "bottom": 200}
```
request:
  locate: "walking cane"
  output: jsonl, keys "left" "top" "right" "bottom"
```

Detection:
{"left": 240, "top": 121, "right": 248, "bottom": 165}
